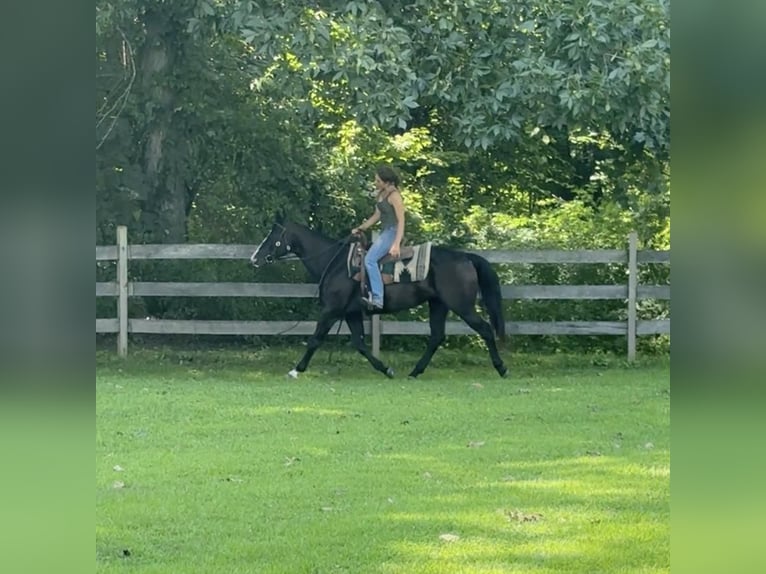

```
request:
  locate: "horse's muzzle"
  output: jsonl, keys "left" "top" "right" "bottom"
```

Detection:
{"left": 250, "top": 253, "right": 274, "bottom": 267}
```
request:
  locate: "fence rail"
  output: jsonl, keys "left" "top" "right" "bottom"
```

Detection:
{"left": 97, "top": 226, "right": 669, "bottom": 359}
{"left": 95, "top": 282, "right": 671, "bottom": 301}
{"left": 96, "top": 244, "right": 670, "bottom": 264}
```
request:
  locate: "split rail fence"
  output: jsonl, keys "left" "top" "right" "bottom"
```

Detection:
{"left": 97, "top": 226, "right": 669, "bottom": 359}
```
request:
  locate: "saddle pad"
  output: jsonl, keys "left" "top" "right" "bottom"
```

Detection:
{"left": 392, "top": 242, "right": 431, "bottom": 282}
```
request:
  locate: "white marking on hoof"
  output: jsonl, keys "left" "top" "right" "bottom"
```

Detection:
{"left": 287, "top": 369, "right": 299, "bottom": 379}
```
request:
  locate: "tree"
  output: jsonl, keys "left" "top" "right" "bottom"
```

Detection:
{"left": 95, "top": 0, "right": 670, "bottom": 355}
{"left": 98, "top": 0, "right": 196, "bottom": 242}
{"left": 97, "top": 0, "right": 324, "bottom": 243}
{"left": 229, "top": 0, "right": 670, "bottom": 154}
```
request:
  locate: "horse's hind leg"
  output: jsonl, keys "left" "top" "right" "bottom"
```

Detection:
{"left": 346, "top": 312, "right": 394, "bottom": 378}
{"left": 408, "top": 299, "right": 448, "bottom": 378}
{"left": 435, "top": 261, "right": 508, "bottom": 377}
{"left": 289, "top": 310, "right": 339, "bottom": 378}
{"left": 455, "top": 309, "right": 508, "bottom": 377}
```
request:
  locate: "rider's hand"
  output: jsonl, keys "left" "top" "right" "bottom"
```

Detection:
{"left": 388, "top": 244, "right": 400, "bottom": 258}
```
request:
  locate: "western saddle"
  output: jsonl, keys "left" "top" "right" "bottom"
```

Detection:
{"left": 347, "top": 233, "right": 430, "bottom": 297}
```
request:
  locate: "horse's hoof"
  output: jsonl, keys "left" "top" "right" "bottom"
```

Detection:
{"left": 287, "top": 369, "right": 299, "bottom": 379}
{"left": 407, "top": 371, "right": 420, "bottom": 379}
{"left": 498, "top": 366, "right": 508, "bottom": 378}
{"left": 385, "top": 367, "right": 395, "bottom": 379}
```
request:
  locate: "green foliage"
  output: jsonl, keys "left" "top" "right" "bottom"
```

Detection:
{"left": 231, "top": 0, "right": 670, "bottom": 154}
{"left": 96, "top": 0, "right": 670, "bottom": 356}
{"left": 460, "top": 193, "right": 669, "bottom": 355}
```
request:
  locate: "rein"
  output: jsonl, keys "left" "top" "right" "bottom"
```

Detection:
{"left": 272, "top": 223, "right": 352, "bottom": 266}
{"left": 315, "top": 241, "right": 351, "bottom": 293}
{"left": 273, "top": 223, "right": 356, "bottom": 290}
{"left": 265, "top": 227, "right": 356, "bottom": 337}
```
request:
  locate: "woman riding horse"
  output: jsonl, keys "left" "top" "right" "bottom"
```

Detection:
{"left": 250, "top": 215, "right": 509, "bottom": 380}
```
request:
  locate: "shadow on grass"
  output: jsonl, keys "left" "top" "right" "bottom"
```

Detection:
{"left": 97, "top": 344, "right": 668, "bottom": 380}
{"left": 305, "top": 452, "right": 669, "bottom": 573}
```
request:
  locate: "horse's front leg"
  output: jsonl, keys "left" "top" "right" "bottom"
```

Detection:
{"left": 345, "top": 312, "right": 394, "bottom": 378}
{"left": 288, "top": 310, "right": 339, "bottom": 378}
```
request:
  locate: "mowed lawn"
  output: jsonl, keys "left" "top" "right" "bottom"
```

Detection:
{"left": 96, "top": 347, "right": 670, "bottom": 574}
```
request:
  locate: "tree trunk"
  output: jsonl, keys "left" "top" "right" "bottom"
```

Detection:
{"left": 139, "top": 8, "right": 189, "bottom": 243}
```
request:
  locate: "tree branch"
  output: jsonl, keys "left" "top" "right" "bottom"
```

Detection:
{"left": 97, "top": 28, "right": 136, "bottom": 150}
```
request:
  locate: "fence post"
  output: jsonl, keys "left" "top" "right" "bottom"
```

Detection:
{"left": 627, "top": 231, "right": 638, "bottom": 362}
{"left": 117, "top": 225, "right": 129, "bottom": 357}
{"left": 371, "top": 230, "right": 381, "bottom": 357}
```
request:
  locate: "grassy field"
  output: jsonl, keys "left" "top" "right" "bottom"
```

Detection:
{"left": 96, "top": 347, "right": 669, "bottom": 573}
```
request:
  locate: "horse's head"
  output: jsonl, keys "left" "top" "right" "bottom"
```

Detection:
{"left": 250, "top": 222, "right": 296, "bottom": 268}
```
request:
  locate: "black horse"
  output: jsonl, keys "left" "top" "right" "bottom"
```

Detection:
{"left": 250, "top": 219, "right": 509, "bottom": 379}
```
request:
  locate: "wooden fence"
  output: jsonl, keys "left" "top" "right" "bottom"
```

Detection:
{"left": 97, "top": 226, "right": 669, "bottom": 359}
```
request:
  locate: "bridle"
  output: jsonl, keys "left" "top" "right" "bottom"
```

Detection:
{"left": 265, "top": 223, "right": 358, "bottom": 267}
{"left": 254, "top": 223, "right": 357, "bottom": 288}
{"left": 264, "top": 223, "right": 294, "bottom": 263}
{"left": 251, "top": 224, "right": 360, "bottom": 343}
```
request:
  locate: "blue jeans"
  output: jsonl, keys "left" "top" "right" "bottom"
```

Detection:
{"left": 364, "top": 226, "right": 397, "bottom": 304}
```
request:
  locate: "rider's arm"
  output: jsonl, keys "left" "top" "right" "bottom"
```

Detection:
{"left": 389, "top": 192, "right": 405, "bottom": 247}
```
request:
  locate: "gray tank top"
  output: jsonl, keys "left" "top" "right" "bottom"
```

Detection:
{"left": 376, "top": 196, "right": 398, "bottom": 230}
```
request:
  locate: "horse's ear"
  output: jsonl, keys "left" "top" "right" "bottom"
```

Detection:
{"left": 274, "top": 210, "right": 285, "bottom": 224}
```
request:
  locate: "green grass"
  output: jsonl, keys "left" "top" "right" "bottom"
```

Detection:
{"left": 96, "top": 347, "right": 669, "bottom": 573}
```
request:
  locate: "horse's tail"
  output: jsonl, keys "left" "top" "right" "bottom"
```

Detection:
{"left": 466, "top": 253, "right": 506, "bottom": 340}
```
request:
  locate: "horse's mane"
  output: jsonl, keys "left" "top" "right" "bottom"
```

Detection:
{"left": 289, "top": 221, "right": 347, "bottom": 247}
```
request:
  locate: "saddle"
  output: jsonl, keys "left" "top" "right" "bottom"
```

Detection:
{"left": 347, "top": 237, "right": 432, "bottom": 289}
